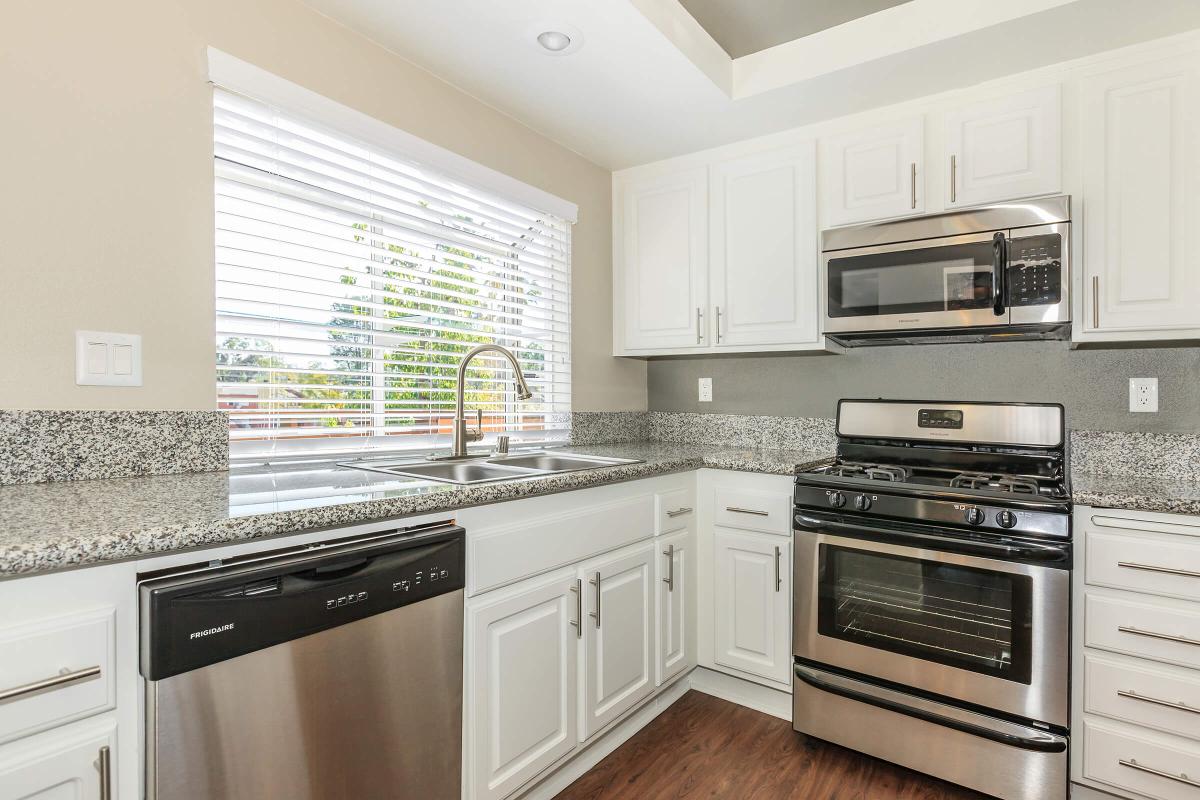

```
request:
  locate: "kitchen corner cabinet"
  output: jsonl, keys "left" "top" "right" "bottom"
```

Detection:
{"left": 943, "top": 85, "right": 1061, "bottom": 209}
{"left": 655, "top": 528, "right": 695, "bottom": 687}
{"left": 713, "top": 528, "right": 792, "bottom": 686}
{"left": 1077, "top": 53, "right": 1200, "bottom": 341}
{"left": 821, "top": 116, "right": 924, "bottom": 227}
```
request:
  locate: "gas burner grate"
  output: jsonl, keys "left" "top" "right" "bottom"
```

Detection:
{"left": 826, "top": 462, "right": 908, "bottom": 482}
{"left": 949, "top": 472, "right": 1042, "bottom": 495}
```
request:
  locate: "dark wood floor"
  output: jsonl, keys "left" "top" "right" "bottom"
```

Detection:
{"left": 555, "top": 691, "right": 989, "bottom": 800}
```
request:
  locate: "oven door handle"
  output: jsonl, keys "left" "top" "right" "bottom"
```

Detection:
{"left": 793, "top": 512, "right": 1069, "bottom": 564}
{"left": 794, "top": 664, "right": 1067, "bottom": 753}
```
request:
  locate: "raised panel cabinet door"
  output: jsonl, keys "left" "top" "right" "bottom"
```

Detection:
{"left": 944, "top": 84, "right": 1061, "bottom": 208}
{"left": 466, "top": 574, "right": 580, "bottom": 800}
{"left": 0, "top": 718, "right": 117, "bottom": 800}
{"left": 821, "top": 117, "right": 924, "bottom": 227}
{"left": 580, "top": 543, "right": 655, "bottom": 741}
{"left": 655, "top": 529, "right": 695, "bottom": 687}
{"left": 714, "top": 529, "right": 791, "bottom": 685}
{"left": 1081, "top": 54, "right": 1200, "bottom": 333}
{"left": 617, "top": 167, "right": 709, "bottom": 351}
{"left": 709, "top": 142, "right": 820, "bottom": 348}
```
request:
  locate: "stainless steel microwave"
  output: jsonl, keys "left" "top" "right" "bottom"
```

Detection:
{"left": 821, "top": 196, "right": 1070, "bottom": 346}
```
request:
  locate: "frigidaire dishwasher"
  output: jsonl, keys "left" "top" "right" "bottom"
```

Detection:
{"left": 139, "top": 521, "right": 465, "bottom": 800}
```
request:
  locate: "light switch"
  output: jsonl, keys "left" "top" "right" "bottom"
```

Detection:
{"left": 75, "top": 331, "right": 143, "bottom": 386}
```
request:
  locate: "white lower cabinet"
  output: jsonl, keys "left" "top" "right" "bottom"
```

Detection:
{"left": 0, "top": 717, "right": 117, "bottom": 800}
{"left": 655, "top": 529, "right": 695, "bottom": 687}
{"left": 579, "top": 543, "right": 656, "bottom": 741}
{"left": 466, "top": 572, "right": 580, "bottom": 800}
{"left": 713, "top": 528, "right": 791, "bottom": 686}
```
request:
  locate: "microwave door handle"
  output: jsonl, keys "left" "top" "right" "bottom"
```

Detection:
{"left": 793, "top": 512, "right": 1069, "bottom": 564}
{"left": 992, "top": 231, "right": 1008, "bottom": 317}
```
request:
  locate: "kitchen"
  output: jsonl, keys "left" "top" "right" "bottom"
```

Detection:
{"left": 2, "top": 1, "right": 1200, "bottom": 799}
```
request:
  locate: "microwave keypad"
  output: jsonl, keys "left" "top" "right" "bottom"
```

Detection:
{"left": 1008, "top": 237, "right": 1062, "bottom": 306}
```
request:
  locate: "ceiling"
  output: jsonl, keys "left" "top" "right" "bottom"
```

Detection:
{"left": 678, "top": 0, "right": 913, "bottom": 58}
{"left": 301, "top": 0, "right": 1200, "bottom": 170}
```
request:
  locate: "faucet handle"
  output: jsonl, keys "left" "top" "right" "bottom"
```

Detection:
{"left": 467, "top": 409, "right": 483, "bottom": 443}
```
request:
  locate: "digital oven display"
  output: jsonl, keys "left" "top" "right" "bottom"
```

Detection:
{"left": 918, "top": 409, "right": 964, "bottom": 430}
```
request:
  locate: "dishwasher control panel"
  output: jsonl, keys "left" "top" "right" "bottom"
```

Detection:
{"left": 140, "top": 523, "right": 465, "bottom": 681}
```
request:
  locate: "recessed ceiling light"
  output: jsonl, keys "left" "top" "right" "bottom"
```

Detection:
{"left": 537, "top": 31, "right": 572, "bottom": 52}
{"left": 528, "top": 23, "right": 583, "bottom": 56}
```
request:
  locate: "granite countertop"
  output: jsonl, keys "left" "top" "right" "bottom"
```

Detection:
{"left": 1071, "top": 472, "right": 1200, "bottom": 516}
{"left": 0, "top": 442, "right": 830, "bottom": 579}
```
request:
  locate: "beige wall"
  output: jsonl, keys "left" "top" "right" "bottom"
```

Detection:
{"left": 0, "top": 0, "right": 646, "bottom": 411}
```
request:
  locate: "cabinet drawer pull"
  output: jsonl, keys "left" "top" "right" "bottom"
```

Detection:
{"left": 589, "top": 572, "right": 601, "bottom": 629}
{"left": 1117, "top": 689, "right": 1199, "bottom": 715}
{"left": 98, "top": 745, "right": 112, "bottom": 800}
{"left": 569, "top": 578, "right": 582, "bottom": 639}
{"left": 666, "top": 507, "right": 693, "bottom": 518}
{"left": 1119, "top": 758, "right": 1200, "bottom": 788}
{"left": 0, "top": 664, "right": 101, "bottom": 705}
{"left": 1118, "top": 625, "right": 1200, "bottom": 647}
{"left": 1118, "top": 561, "right": 1200, "bottom": 579}
{"left": 910, "top": 162, "right": 917, "bottom": 209}
{"left": 774, "top": 546, "right": 782, "bottom": 592}
{"left": 726, "top": 506, "right": 769, "bottom": 517}
{"left": 663, "top": 544, "right": 675, "bottom": 592}
{"left": 950, "top": 155, "right": 957, "bottom": 203}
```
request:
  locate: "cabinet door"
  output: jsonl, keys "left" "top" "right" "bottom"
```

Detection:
{"left": 709, "top": 143, "right": 820, "bottom": 348}
{"left": 1080, "top": 54, "right": 1200, "bottom": 334}
{"left": 821, "top": 117, "right": 924, "bottom": 227}
{"left": 0, "top": 719, "right": 116, "bottom": 800}
{"left": 466, "top": 573, "right": 580, "bottom": 800}
{"left": 579, "top": 544, "right": 655, "bottom": 741}
{"left": 944, "top": 85, "right": 1061, "bottom": 208}
{"left": 655, "top": 529, "right": 695, "bottom": 687}
{"left": 617, "top": 168, "right": 709, "bottom": 351}
{"left": 714, "top": 529, "right": 791, "bottom": 685}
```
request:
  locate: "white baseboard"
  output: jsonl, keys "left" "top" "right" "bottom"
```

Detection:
{"left": 687, "top": 666, "right": 792, "bottom": 720}
{"left": 1070, "top": 783, "right": 1126, "bottom": 800}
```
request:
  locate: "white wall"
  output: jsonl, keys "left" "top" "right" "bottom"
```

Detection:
{"left": 0, "top": 0, "right": 647, "bottom": 412}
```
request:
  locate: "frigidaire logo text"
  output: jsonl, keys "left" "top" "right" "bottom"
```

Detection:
{"left": 190, "top": 622, "right": 235, "bottom": 640}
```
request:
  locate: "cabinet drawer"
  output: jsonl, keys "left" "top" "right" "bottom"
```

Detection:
{"left": 1085, "top": 653, "right": 1200, "bottom": 741}
{"left": 713, "top": 486, "right": 790, "bottom": 535}
{"left": 656, "top": 488, "right": 695, "bottom": 535}
{"left": 1086, "top": 592, "right": 1200, "bottom": 670}
{"left": 1083, "top": 717, "right": 1200, "bottom": 800}
{"left": 0, "top": 608, "right": 115, "bottom": 744}
{"left": 1087, "top": 529, "right": 1200, "bottom": 601}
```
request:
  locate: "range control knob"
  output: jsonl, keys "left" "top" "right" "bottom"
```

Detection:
{"left": 996, "top": 510, "right": 1018, "bottom": 529}
{"left": 854, "top": 494, "right": 872, "bottom": 511}
{"left": 964, "top": 507, "right": 985, "bottom": 526}
{"left": 828, "top": 491, "right": 847, "bottom": 509}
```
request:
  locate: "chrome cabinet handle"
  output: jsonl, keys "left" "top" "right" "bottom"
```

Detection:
{"left": 98, "top": 745, "right": 112, "bottom": 800}
{"left": 774, "top": 546, "right": 782, "bottom": 592}
{"left": 1117, "top": 689, "right": 1199, "bottom": 715}
{"left": 1118, "top": 625, "right": 1200, "bottom": 647}
{"left": 0, "top": 665, "right": 101, "bottom": 705}
{"left": 663, "top": 544, "right": 675, "bottom": 592}
{"left": 1118, "top": 561, "right": 1200, "bottom": 579}
{"left": 715, "top": 306, "right": 723, "bottom": 343}
{"left": 1093, "top": 275, "right": 1100, "bottom": 328}
{"left": 589, "top": 572, "right": 601, "bottom": 628}
{"left": 726, "top": 506, "right": 769, "bottom": 517}
{"left": 950, "top": 155, "right": 957, "bottom": 203}
{"left": 1119, "top": 758, "right": 1200, "bottom": 788}
{"left": 695, "top": 308, "right": 703, "bottom": 344}
{"left": 910, "top": 162, "right": 917, "bottom": 209}
{"left": 665, "top": 507, "right": 693, "bottom": 518}
{"left": 569, "top": 578, "right": 582, "bottom": 639}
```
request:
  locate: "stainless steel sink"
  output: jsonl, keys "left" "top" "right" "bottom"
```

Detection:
{"left": 339, "top": 451, "right": 641, "bottom": 485}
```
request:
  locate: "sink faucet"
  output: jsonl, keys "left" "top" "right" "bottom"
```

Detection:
{"left": 449, "top": 344, "right": 533, "bottom": 458}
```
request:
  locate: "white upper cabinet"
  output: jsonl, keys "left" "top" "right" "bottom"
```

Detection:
{"left": 709, "top": 143, "right": 820, "bottom": 347}
{"left": 821, "top": 116, "right": 924, "bottom": 227}
{"left": 943, "top": 85, "right": 1061, "bottom": 208}
{"left": 1079, "top": 53, "right": 1200, "bottom": 337}
{"left": 616, "top": 167, "right": 708, "bottom": 351}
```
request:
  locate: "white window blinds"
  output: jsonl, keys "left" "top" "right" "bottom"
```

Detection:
{"left": 214, "top": 88, "right": 572, "bottom": 457}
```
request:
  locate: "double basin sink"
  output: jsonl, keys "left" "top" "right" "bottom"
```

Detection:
{"left": 340, "top": 451, "right": 642, "bottom": 485}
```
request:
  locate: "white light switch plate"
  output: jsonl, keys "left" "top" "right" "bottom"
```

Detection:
{"left": 75, "top": 331, "right": 143, "bottom": 386}
{"left": 1129, "top": 377, "right": 1158, "bottom": 413}
{"left": 698, "top": 377, "right": 712, "bottom": 403}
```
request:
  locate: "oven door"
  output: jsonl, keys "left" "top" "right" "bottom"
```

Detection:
{"left": 793, "top": 520, "right": 1069, "bottom": 727}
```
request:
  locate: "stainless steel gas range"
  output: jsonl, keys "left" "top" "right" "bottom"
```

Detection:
{"left": 792, "top": 400, "right": 1071, "bottom": 800}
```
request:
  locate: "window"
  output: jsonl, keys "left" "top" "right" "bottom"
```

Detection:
{"left": 213, "top": 87, "right": 572, "bottom": 457}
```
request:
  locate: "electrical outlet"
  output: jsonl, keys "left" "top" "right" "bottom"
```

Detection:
{"left": 698, "top": 377, "right": 713, "bottom": 403}
{"left": 1129, "top": 377, "right": 1158, "bottom": 413}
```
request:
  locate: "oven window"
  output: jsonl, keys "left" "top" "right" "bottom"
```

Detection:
{"left": 817, "top": 545, "right": 1033, "bottom": 684}
{"left": 827, "top": 239, "right": 996, "bottom": 318}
